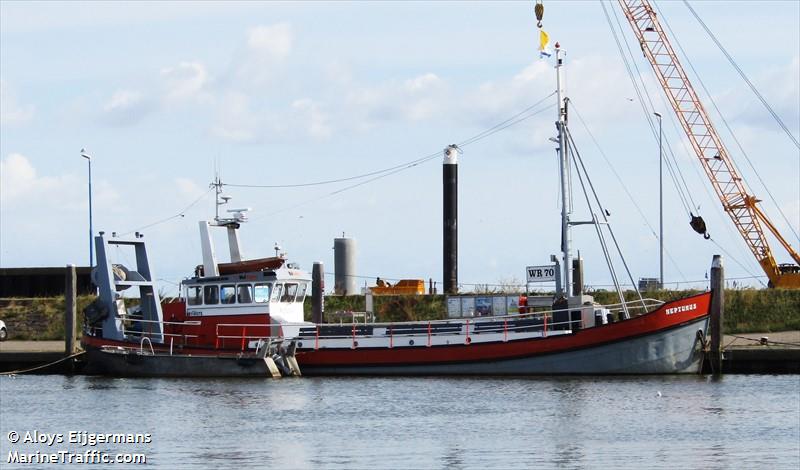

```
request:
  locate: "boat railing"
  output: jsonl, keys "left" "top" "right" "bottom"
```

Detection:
{"left": 598, "top": 298, "right": 664, "bottom": 316}
{"left": 212, "top": 317, "right": 573, "bottom": 350}
{"left": 211, "top": 297, "right": 668, "bottom": 350}
{"left": 292, "top": 315, "right": 580, "bottom": 350}
{"left": 119, "top": 317, "right": 202, "bottom": 346}
{"left": 214, "top": 323, "right": 296, "bottom": 351}
{"left": 517, "top": 298, "right": 663, "bottom": 316}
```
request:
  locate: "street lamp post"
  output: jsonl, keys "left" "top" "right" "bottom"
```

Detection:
{"left": 653, "top": 112, "right": 663, "bottom": 289}
{"left": 80, "top": 149, "right": 93, "bottom": 267}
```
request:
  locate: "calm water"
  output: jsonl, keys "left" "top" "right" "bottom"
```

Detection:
{"left": 1, "top": 374, "right": 798, "bottom": 469}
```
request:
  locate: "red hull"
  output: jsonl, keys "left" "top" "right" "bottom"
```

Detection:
{"left": 81, "top": 292, "right": 711, "bottom": 375}
{"left": 295, "top": 292, "right": 711, "bottom": 370}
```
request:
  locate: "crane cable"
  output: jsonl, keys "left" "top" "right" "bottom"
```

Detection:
{"left": 565, "top": 124, "right": 647, "bottom": 309}
{"left": 708, "top": 236, "right": 768, "bottom": 288}
{"left": 600, "top": 1, "right": 696, "bottom": 216}
{"left": 682, "top": 0, "right": 800, "bottom": 151}
{"left": 570, "top": 100, "right": 689, "bottom": 283}
{"left": 610, "top": 2, "right": 712, "bottom": 223}
{"left": 606, "top": 0, "right": 765, "bottom": 275}
{"left": 605, "top": 0, "right": 764, "bottom": 276}
{"left": 665, "top": 1, "right": 800, "bottom": 245}
{"left": 609, "top": 1, "right": 726, "bottom": 239}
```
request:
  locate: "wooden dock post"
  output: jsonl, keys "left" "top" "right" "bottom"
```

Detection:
{"left": 65, "top": 264, "right": 77, "bottom": 355}
{"left": 312, "top": 262, "right": 324, "bottom": 324}
{"left": 709, "top": 255, "right": 724, "bottom": 373}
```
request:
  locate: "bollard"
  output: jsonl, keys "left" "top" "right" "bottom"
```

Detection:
{"left": 312, "top": 262, "right": 324, "bottom": 324}
{"left": 572, "top": 257, "right": 584, "bottom": 296}
{"left": 65, "top": 264, "right": 77, "bottom": 356}
{"left": 709, "top": 255, "right": 724, "bottom": 374}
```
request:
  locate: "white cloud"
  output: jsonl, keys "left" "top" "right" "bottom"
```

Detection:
{"left": 210, "top": 91, "right": 258, "bottom": 143}
{"left": 323, "top": 60, "right": 353, "bottom": 85}
{"left": 161, "top": 61, "right": 209, "bottom": 103}
{"left": 0, "top": 80, "right": 35, "bottom": 125}
{"left": 291, "top": 98, "right": 332, "bottom": 139}
{"left": 210, "top": 93, "right": 330, "bottom": 143}
{"left": 101, "top": 89, "right": 153, "bottom": 126}
{"left": 175, "top": 177, "right": 204, "bottom": 198}
{"left": 464, "top": 57, "right": 639, "bottom": 130}
{"left": 0, "top": 153, "right": 120, "bottom": 211}
{"left": 404, "top": 73, "right": 442, "bottom": 92}
{"left": 346, "top": 72, "right": 449, "bottom": 126}
{"left": 234, "top": 23, "right": 293, "bottom": 85}
{"left": 0, "top": 152, "right": 85, "bottom": 218}
{"left": 0, "top": 153, "right": 38, "bottom": 199}
{"left": 247, "top": 23, "right": 292, "bottom": 59}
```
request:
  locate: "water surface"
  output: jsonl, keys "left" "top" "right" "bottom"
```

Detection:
{"left": 1, "top": 375, "right": 798, "bottom": 469}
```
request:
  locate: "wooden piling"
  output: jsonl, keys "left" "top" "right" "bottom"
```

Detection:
{"left": 65, "top": 264, "right": 77, "bottom": 356}
{"left": 709, "top": 255, "right": 724, "bottom": 373}
{"left": 312, "top": 262, "right": 324, "bottom": 324}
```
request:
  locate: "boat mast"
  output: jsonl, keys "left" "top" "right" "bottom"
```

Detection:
{"left": 555, "top": 43, "right": 572, "bottom": 297}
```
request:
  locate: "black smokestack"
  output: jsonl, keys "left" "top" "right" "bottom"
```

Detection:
{"left": 443, "top": 144, "right": 459, "bottom": 294}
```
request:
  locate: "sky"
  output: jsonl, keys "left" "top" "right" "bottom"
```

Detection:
{"left": 1, "top": 1, "right": 798, "bottom": 296}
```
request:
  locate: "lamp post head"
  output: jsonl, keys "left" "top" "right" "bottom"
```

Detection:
{"left": 653, "top": 112, "right": 662, "bottom": 119}
{"left": 80, "top": 148, "right": 91, "bottom": 160}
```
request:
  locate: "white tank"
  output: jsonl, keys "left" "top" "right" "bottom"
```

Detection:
{"left": 334, "top": 237, "right": 357, "bottom": 295}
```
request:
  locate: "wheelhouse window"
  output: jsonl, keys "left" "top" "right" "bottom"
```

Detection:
{"left": 220, "top": 285, "right": 236, "bottom": 304}
{"left": 203, "top": 285, "right": 219, "bottom": 305}
{"left": 254, "top": 283, "right": 272, "bottom": 303}
{"left": 282, "top": 283, "right": 298, "bottom": 302}
{"left": 294, "top": 282, "right": 308, "bottom": 303}
{"left": 237, "top": 284, "right": 253, "bottom": 304}
{"left": 187, "top": 286, "right": 202, "bottom": 306}
{"left": 271, "top": 283, "right": 283, "bottom": 302}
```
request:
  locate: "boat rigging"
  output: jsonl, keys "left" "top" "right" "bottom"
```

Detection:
{"left": 617, "top": 0, "right": 800, "bottom": 288}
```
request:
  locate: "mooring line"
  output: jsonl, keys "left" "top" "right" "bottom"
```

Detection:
{"left": 0, "top": 350, "right": 86, "bottom": 376}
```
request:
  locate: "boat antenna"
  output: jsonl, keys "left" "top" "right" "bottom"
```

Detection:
{"left": 210, "top": 175, "right": 232, "bottom": 225}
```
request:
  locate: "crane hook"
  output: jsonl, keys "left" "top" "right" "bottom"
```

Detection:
{"left": 535, "top": 1, "right": 544, "bottom": 28}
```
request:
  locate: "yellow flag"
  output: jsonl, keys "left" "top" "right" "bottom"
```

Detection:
{"left": 539, "top": 29, "right": 551, "bottom": 58}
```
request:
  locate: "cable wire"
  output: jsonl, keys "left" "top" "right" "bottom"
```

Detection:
{"left": 682, "top": 0, "right": 800, "bottom": 150}
{"left": 601, "top": 1, "right": 697, "bottom": 215}
{"left": 119, "top": 187, "right": 214, "bottom": 236}
{"left": 244, "top": 96, "right": 556, "bottom": 218}
{"left": 652, "top": 1, "right": 795, "bottom": 272}
{"left": 225, "top": 92, "right": 556, "bottom": 190}
{"left": 663, "top": 1, "right": 800, "bottom": 245}
{"left": 708, "top": 237, "right": 768, "bottom": 288}
{"left": 570, "top": 100, "right": 689, "bottom": 283}
{"left": 606, "top": 0, "right": 764, "bottom": 277}
{"left": 458, "top": 92, "right": 556, "bottom": 147}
